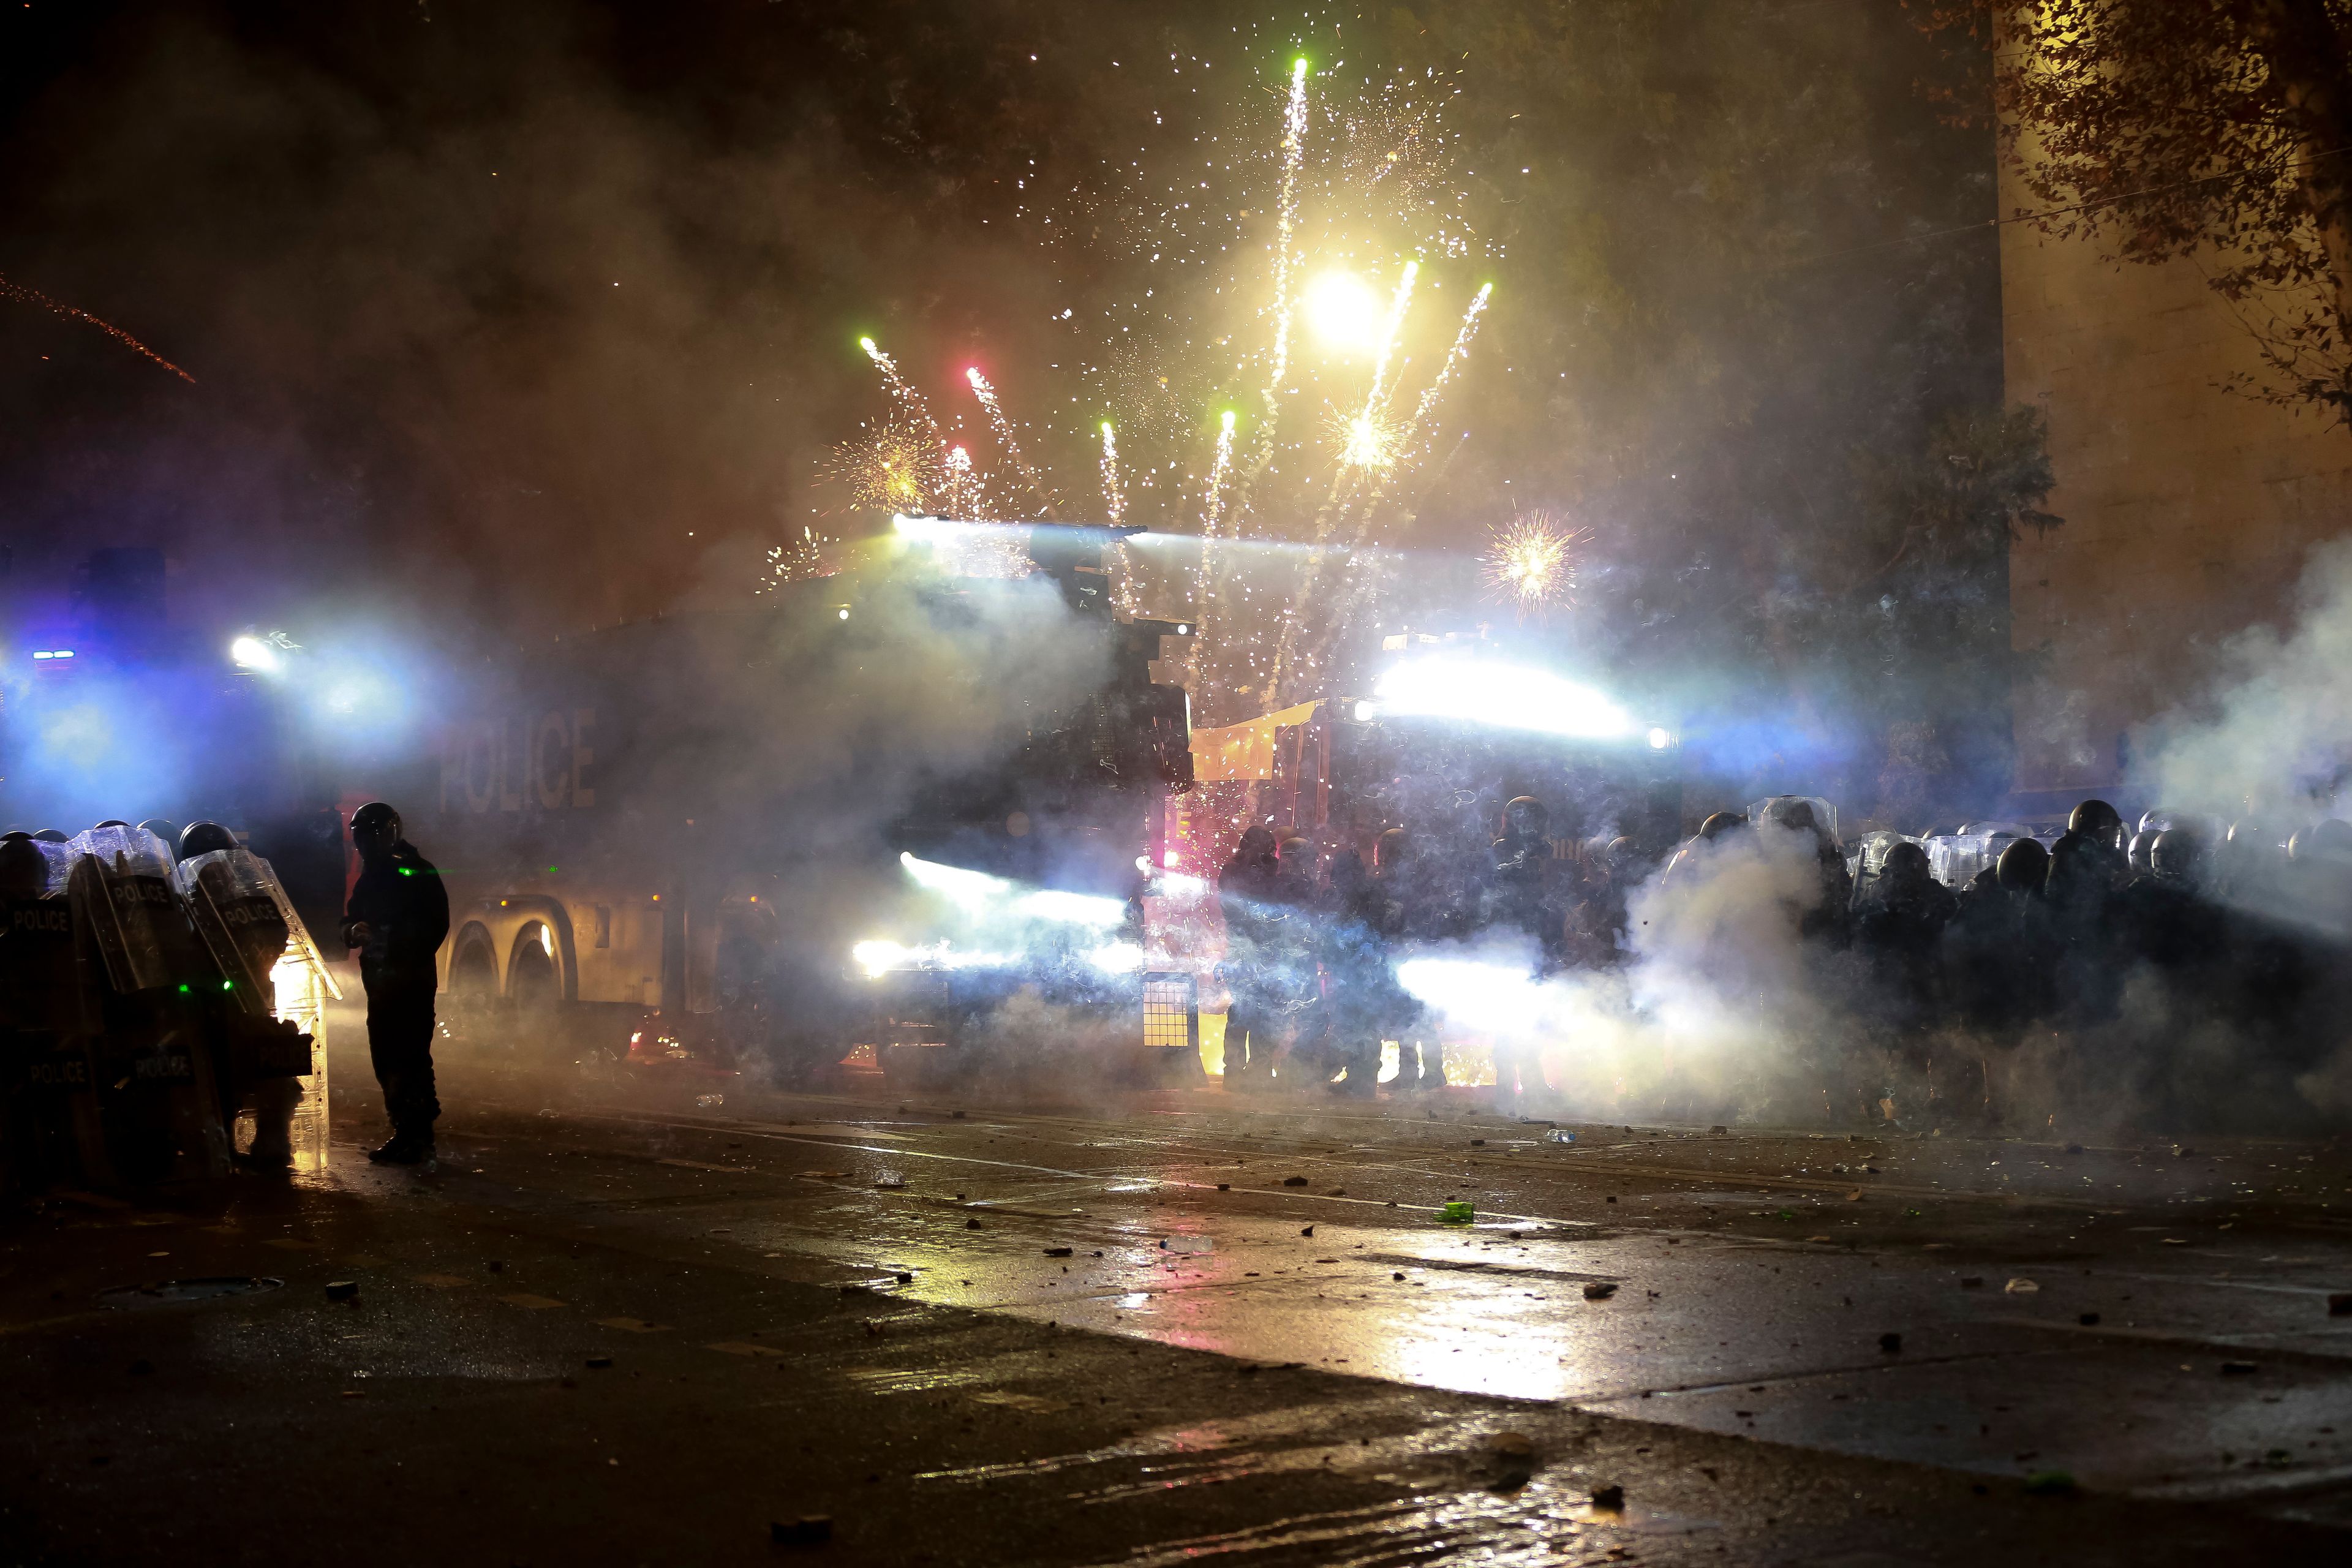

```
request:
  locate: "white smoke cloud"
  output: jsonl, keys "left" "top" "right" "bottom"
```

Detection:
{"left": 2141, "top": 538, "right": 2352, "bottom": 821}
{"left": 1397, "top": 820, "right": 1868, "bottom": 1125}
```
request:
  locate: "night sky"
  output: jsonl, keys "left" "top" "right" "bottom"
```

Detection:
{"left": 1, "top": 2, "right": 2004, "bottom": 802}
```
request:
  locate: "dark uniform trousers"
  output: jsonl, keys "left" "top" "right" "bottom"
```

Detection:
{"left": 366, "top": 985, "right": 440, "bottom": 1134}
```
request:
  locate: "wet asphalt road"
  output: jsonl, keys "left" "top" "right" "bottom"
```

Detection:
{"left": 6, "top": 1039, "right": 2352, "bottom": 1566}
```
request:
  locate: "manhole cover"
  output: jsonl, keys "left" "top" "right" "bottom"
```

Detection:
{"left": 97, "top": 1276, "right": 284, "bottom": 1309}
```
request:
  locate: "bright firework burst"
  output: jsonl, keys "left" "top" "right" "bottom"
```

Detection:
{"left": 757, "top": 525, "right": 839, "bottom": 594}
{"left": 827, "top": 50, "right": 1495, "bottom": 735}
{"left": 822, "top": 415, "right": 937, "bottom": 513}
{"left": 1482, "top": 511, "right": 1586, "bottom": 616}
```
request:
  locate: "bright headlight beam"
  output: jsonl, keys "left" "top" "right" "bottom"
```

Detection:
{"left": 899, "top": 852, "right": 1012, "bottom": 913}
{"left": 1019, "top": 889, "right": 1125, "bottom": 927}
{"left": 229, "top": 635, "right": 281, "bottom": 674}
{"left": 1085, "top": 941, "right": 1145, "bottom": 974}
{"left": 1396, "top": 956, "right": 1547, "bottom": 1036}
{"left": 1369, "top": 657, "right": 1631, "bottom": 739}
{"left": 852, "top": 938, "right": 1022, "bottom": 976}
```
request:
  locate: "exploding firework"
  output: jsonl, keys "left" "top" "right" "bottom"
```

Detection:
{"left": 829, "top": 52, "right": 1495, "bottom": 741}
{"left": 758, "top": 525, "right": 839, "bottom": 594}
{"left": 823, "top": 415, "right": 937, "bottom": 513}
{"left": 0, "top": 271, "right": 194, "bottom": 383}
{"left": 1327, "top": 406, "right": 1400, "bottom": 471}
{"left": 1482, "top": 512, "right": 1586, "bottom": 616}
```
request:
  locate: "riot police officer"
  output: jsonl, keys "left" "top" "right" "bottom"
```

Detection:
{"left": 339, "top": 802, "right": 450, "bottom": 1164}
{"left": 1216, "top": 826, "right": 1282, "bottom": 1084}
{"left": 1377, "top": 827, "right": 1446, "bottom": 1090}
{"left": 178, "top": 821, "right": 304, "bottom": 1173}
{"left": 1483, "top": 797, "right": 1557, "bottom": 1104}
{"left": 0, "top": 831, "right": 90, "bottom": 1189}
{"left": 1485, "top": 797, "right": 1561, "bottom": 959}
{"left": 1319, "top": 849, "right": 1384, "bottom": 1095}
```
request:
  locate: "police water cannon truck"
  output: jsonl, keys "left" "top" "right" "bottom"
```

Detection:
{"left": 396, "top": 521, "right": 1195, "bottom": 1087}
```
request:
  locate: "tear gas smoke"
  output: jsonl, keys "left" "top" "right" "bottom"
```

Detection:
{"left": 1395, "top": 802, "right": 2349, "bottom": 1133}
{"left": 2140, "top": 539, "right": 2352, "bottom": 827}
{"left": 1396, "top": 820, "right": 1867, "bottom": 1126}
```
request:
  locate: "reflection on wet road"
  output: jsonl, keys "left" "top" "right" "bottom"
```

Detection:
{"left": 12, "top": 1050, "right": 2350, "bottom": 1566}
{"left": 430, "top": 1070, "right": 2352, "bottom": 1523}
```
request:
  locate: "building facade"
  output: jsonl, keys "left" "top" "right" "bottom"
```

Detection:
{"left": 2001, "top": 181, "right": 2352, "bottom": 811}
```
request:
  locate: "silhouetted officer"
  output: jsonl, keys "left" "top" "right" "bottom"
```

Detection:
{"left": 1216, "top": 826, "right": 1283, "bottom": 1083}
{"left": 339, "top": 802, "right": 449, "bottom": 1164}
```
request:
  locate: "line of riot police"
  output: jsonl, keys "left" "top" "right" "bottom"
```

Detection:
{"left": 1213, "top": 796, "right": 1643, "bottom": 1096}
{"left": 1692, "top": 796, "right": 2352, "bottom": 1125}
{"left": 1211, "top": 788, "right": 2352, "bottom": 1125}
{"left": 0, "top": 818, "right": 335, "bottom": 1191}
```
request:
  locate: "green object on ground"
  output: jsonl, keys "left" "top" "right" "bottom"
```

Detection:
{"left": 1439, "top": 1200, "right": 1474, "bottom": 1224}
{"left": 2023, "top": 1470, "right": 2078, "bottom": 1496}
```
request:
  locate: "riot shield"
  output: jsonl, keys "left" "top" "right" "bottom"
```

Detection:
{"left": 0, "top": 836, "right": 106, "bottom": 1191}
{"left": 175, "top": 846, "right": 334, "bottom": 1170}
{"left": 66, "top": 826, "right": 230, "bottom": 1182}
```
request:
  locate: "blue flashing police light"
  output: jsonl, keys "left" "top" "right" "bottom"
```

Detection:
{"left": 31, "top": 649, "right": 75, "bottom": 660}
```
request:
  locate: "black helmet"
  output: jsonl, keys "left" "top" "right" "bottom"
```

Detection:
{"left": 29, "top": 829, "right": 69, "bottom": 844}
{"left": 0, "top": 834, "right": 46, "bottom": 901}
{"left": 94, "top": 819, "right": 129, "bottom": 829}
{"left": 1234, "top": 824, "right": 1276, "bottom": 861}
{"left": 2150, "top": 828, "right": 2207, "bottom": 884}
{"left": 351, "top": 801, "right": 402, "bottom": 861}
{"left": 1882, "top": 840, "right": 1930, "bottom": 886}
{"left": 2126, "top": 829, "right": 2157, "bottom": 876}
{"left": 2290, "top": 818, "right": 2352, "bottom": 865}
{"left": 1996, "top": 837, "right": 2049, "bottom": 894}
{"left": 2138, "top": 808, "right": 2177, "bottom": 836}
{"left": 1502, "top": 796, "right": 1550, "bottom": 840}
{"left": 1276, "top": 835, "right": 1313, "bottom": 865}
{"left": 1374, "top": 827, "right": 1410, "bottom": 869}
{"left": 2068, "top": 799, "right": 2124, "bottom": 849}
{"left": 178, "top": 821, "right": 238, "bottom": 861}
{"left": 1697, "top": 810, "right": 1747, "bottom": 842}
{"left": 135, "top": 818, "right": 180, "bottom": 846}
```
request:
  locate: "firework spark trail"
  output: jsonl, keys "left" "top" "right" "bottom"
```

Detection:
{"left": 0, "top": 273, "right": 194, "bottom": 383}
{"left": 1276, "top": 282, "right": 1494, "bottom": 703}
{"left": 968, "top": 368, "right": 1057, "bottom": 518}
{"left": 1362, "top": 259, "right": 1419, "bottom": 419}
{"left": 1267, "top": 258, "right": 1428, "bottom": 702}
{"left": 1195, "top": 56, "right": 1313, "bottom": 663}
{"left": 861, "top": 336, "right": 954, "bottom": 497}
{"left": 1251, "top": 58, "right": 1311, "bottom": 450}
{"left": 1098, "top": 421, "right": 1127, "bottom": 527}
{"left": 1185, "top": 412, "right": 1239, "bottom": 684}
{"left": 943, "top": 445, "right": 986, "bottom": 521}
{"left": 1384, "top": 282, "right": 1491, "bottom": 477}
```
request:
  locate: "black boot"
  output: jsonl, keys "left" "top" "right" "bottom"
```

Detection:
{"left": 368, "top": 1129, "right": 436, "bottom": 1166}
